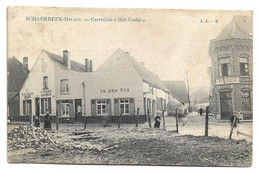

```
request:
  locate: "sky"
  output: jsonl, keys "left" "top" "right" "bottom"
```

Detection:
{"left": 7, "top": 7, "right": 252, "bottom": 88}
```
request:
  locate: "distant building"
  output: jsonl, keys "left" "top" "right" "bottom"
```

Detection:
{"left": 19, "top": 48, "right": 183, "bottom": 123}
{"left": 7, "top": 57, "right": 29, "bottom": 119}
{"left": 163, "top": 81, "right": 189, "bottom": 116}
{"left": 208, "top": 16, "right": 253, "bottom": 120}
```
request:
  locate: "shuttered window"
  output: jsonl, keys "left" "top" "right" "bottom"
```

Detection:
{"left": 61, "top": 100, "right": 69, "bottom": 116}
{"left": 114, "top": 98, "right": 135, "bottom": 115}
{"left": 91, "top": 99, "right": 111, "bottom": 116}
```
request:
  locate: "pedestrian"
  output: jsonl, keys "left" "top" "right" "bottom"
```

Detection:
{"left": 44, "top": 110, "right": 52, "bottom": 130}
{"left": 34, "top": 116, "right": 40, "bottom": 127}
{"left": 230, "top": 113, "right": 240, "bottom": 136}
{"left": 199, "top": 108, "right": 203, "bottom": 116}
{"left": 154, "top": 113, "right": 161, "bottom": 128}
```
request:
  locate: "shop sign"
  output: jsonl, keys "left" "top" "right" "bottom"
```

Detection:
{"left": 22, "top": 92, "right": 33, "bottom": 99}
{"left": 41, "top": 89, "right": 52, "bottom": 97}
{"left": 100, "top": 88, "right": 130, "bottom": 93}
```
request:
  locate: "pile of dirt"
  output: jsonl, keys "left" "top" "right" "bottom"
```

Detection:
{"left": 8, "top": 125, "right": 58, "bottom": 150}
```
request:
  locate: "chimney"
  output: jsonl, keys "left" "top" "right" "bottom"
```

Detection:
{"left": 23, "top": 57, "right": 28, "bottom": 70}
{"left": 89, "top": 60, "right": 93, "bottom": 72}
{"left": 63, "top": 50, "right": 71, "bottom": 69}
{"left": 85, "top": 58, "right": 89, "bottom": 72}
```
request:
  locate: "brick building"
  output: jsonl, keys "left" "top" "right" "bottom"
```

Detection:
{"left": 208, "top": 16, "right": 253, "bottom": 120}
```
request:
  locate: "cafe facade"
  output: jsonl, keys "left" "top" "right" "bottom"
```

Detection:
{"left": 19, "top": 48, "right": 182, "bottom": 123}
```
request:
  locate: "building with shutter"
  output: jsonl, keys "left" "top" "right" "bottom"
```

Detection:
{"left": 83, "top": 49, "right": 172, "bottom": 123}
{"left": 208, "top": 16, "right": 253, "bottom": 120}
{"left": 19, "top": 49, "right": 94, "bottom": 122}
{"left": 19, "top": 48, "right": 182, "bottom": 123}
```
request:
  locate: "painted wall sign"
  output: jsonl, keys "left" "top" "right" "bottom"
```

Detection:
{"left": 41, "top": 89, "right": 52, "bottom": 97}
{"left": 22, "top": 92, "right": 33, "bottom": 99}
{"left": 100, "top": 88, "right": 130, "bottom": 93}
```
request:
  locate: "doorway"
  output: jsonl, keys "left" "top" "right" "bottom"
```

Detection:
{"left": 220, "top": 92, "right": 233, "bottom": 120}
{"left": 75, "top": 99, "right": 82, "bottom": 122}
{"left": 35, "top": 98, "right": 40, "bottom": 116}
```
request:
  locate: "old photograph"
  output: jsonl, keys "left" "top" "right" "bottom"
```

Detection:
{"left": 7, "top": 6, "right": 253, "bottom": 166}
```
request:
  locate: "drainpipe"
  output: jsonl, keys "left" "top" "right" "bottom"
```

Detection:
{"left": 82, "top": 82, "right": 86, "bottom": 115}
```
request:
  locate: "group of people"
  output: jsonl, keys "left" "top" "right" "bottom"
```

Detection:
{"left": 33, "top": 110, "right": 52, "bottom": 130}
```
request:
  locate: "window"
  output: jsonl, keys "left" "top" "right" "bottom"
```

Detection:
{"left": 43, "top": 76, "right": 48, "bottom": 89}
{"left": 240, "top": 63, "right": 249, "bottom": 76}
{"left": 97, "top": 99, "right": 106, "bottom": 115}
{"left": 242, "top": 92, "right": 251, "bottom": 111}
{"left": 60, "top": 79, "right": 69, "bottom": 94}
{"left": 222, "top": 63, "right": 228, "bottom": 77}
{"left": 61, "top": 100, "right": 69, "bottom": 116}
{"left": 41, "top": 98, "right": 51, "bottom": 114}
{"left": 120, "top": 98, "right": 130, "bottom": 114}
{"left": 23, "top": 100, "right": 31, "bottom": 115}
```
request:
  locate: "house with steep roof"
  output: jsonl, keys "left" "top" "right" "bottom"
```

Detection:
{"left": 163, "top": 81, "right": 189, "bottom": 116}
{"left": 83, "top": 48, "right": 178, "bottom": 123}
{"left": 8, "top": 56, "right": 29, "bottom": 119}
{"left": 208, "top": 16, "right": 253, "bottom": 120}
{"left": 19, "top": 48, "right": 182, "bottom": 123}
{"left": 19, "top": 50, "right": 94, "bottom": 122}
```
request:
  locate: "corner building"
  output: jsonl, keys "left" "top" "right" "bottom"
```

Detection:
{"left": 209, "top": 16, "right": 253, "bottom": 120}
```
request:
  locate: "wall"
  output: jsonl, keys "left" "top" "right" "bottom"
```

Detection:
{"left": 19, "top": 51, "right": 56, "bottom": 116}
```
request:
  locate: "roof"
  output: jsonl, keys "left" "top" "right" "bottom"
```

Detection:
{"left": 163, "top": 81, "right": 189, "bottom": 103}
{"left": 97, "top": 49, "right": 170, "bottom": 93}
{"left": 7, "top": 57, "right": 29, "bottom": 97}
{"left": 215, "top": 16, "right": 253, "bottom": 40}
{"left": 43, "top": 50, "right": 86, "bottom": 72}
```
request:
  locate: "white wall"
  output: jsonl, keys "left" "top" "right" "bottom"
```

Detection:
{"left": 19, "top": 51, "right": 56, "bottom": 116}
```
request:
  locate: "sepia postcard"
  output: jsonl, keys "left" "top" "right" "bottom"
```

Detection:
{"left": 7, "top": 6, "right": 253, "bottom": 166}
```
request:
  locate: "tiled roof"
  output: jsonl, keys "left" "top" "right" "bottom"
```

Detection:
{"left": 7, "top": 57, "right": 29, "bottom": 95}
{"left": 215, "top": 16, "right": 253, "bottom": 40}
{"left": 43, "top": 50, "right": 86, "bottom": 72}
{"left": 163, "top": 81, "right": 189, "bottom": 103}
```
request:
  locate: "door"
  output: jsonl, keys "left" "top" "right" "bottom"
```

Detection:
{"left": 75, "top": 99, "right": 82, "bottom": 122}
{"left": 35, "top": 98, "right": 40, "bottom": 116}
{"left": 220, "top": 92, "right": 233, "bottom": 120}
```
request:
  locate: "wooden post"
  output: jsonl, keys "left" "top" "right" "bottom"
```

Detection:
{"left": 162, "top": 110, "right": 166, "bottom": 130}
{"left": 136, "top": 108, "right": 139, "bottom": 128}
{"left": 229, "top": 115, "right": 237, "bottom": 139}
{"left": 118, "top": 112, "right": 123, "bottom": 128}
{"left": 176, "top": 108, "right": 179, "bottom": 133}
{"left": 205, "top": 107, "right": 209, "bottom": 137}
{"left": 148, "top": 109, "right": 152, "bottom": 128}
{"left": 84, "top": 119, "right": 87, "bottom": 130}
{"left": 56, "top": 111, "right": 59, "bottom": 130}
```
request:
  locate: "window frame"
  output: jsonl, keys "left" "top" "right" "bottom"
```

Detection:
{"left": 60, "top": 79, "right": 70, "bottom": 94}
{"left": 61, "top": 100, "right": 70, "bottom": 116}
{"left": 119, "top": 98, "right": 130, "bottom": 115}
{"left": 221, "top": 63, "right": 228, "bottom": 77}
{"left": 43, "top": 76, "right": 48, "bottom": 89}
{"left": 96, "top": 99, "right": 106, "bottom": 115}
{"left": 242, "top": 92, "right": 251, "bottom": 111}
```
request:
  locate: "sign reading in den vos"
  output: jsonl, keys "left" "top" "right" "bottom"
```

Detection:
{"left": 100, "top": 88, "right": 130, "bottom": 93}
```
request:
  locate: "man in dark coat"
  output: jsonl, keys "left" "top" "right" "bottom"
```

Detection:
{"left": 44, "top": 110, "right": 51, "bottom": 130}
{"left": 199, "top": 108, "right": 203, "bottom": 116}
{"left": 154, "top": 113, "right": 161, "bottom": 128}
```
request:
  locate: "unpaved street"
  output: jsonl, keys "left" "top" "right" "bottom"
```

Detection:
{"left": 7, "top": 113, "right": 252, "bottom": 166}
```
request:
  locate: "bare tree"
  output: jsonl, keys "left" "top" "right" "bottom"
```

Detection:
{"left": 184, "top": 68, "right": 191, "bottom": 109}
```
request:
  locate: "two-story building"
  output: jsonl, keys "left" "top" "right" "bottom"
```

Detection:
{"left": 208, "top": 16, "right": 253, "bottom": 120}
{"left": 19, "top": 48, "right": 183, "bottom": 123}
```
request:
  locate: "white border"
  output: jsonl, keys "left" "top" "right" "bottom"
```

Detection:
{"left": 1, "top": 0, "right": 259, "bottom": 174}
